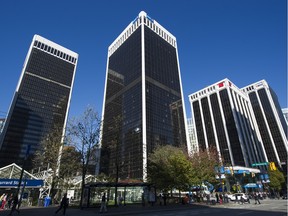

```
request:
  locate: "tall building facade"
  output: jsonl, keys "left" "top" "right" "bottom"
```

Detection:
{"left": 242, "top": 80, "right": 288, "bottom": 169}
{"left": 187, "top": 118, "right": 197, "bottom": 153}
{"left": 100, "top": 11, "right": 189, "bottom": 181}
{"left": 282, "top": 108, "right": 288, "bottom": 126}
{"left": 0, "top": 118, "right": 5, "bottom": 134}
{"left": 189, "top": 79, "right": 264, "bottom": 167}
{"left": 0, "top": 35, "right": 78, "bottom": 170}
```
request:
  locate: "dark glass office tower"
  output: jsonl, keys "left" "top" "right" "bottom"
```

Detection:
{"left": 189, "top": 79, "right": 264, "bottom": 167}
{"left": 242, "top": 80, "right": 288, "bottom": 170}
{"left": 100, "top": 11, "right": 189, "bottom": 181}
{"left": 0, "top": 35, "right": 78, "bottom": 170}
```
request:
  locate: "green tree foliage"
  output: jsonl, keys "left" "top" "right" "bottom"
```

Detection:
{"left": 188, "top": 147, "right": 220, "bottom": 186}
{"left": 147, "top": 145, "right": 192, "bottom": 191}
{"left": 33, "top": 125, "right": 81, "bottom": 196}
{"left": 268, "top": 169, "right": 285, "bottom": 191}
{"left": 33, "top": 125, "right": 63, "bottom": 174}
{"left": 58, "top": 146, "right": 82, "bottom": 190}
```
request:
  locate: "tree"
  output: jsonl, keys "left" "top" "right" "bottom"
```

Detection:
{"left": 188, "top": 147, "right": 220, "bottom": 186}
{"left": 58, "top": 146, "right": 82, "bottom": 190}
{"left": 67, "top": 106, "right": 102, "bottom": 208}
{"left": 147, "top": 145, "right": 193, "bottom": 192}
{"left": 268, "top": 169, "right": 285, "bottom": 192}
{"left": 33, "top": 125, "right": 81, "bottom": 198}
{"left": 33, "top": 125, "right": 64, "bottom": 194}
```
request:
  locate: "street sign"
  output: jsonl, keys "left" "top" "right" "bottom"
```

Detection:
{"left": 251, "top": 162, "right": 269, "bottom": 166}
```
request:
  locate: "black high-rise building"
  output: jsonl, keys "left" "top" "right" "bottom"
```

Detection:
{"left": 0, "top": 35, "right": 78, "bottom": 170}
{"left": 242, "top": 80, "right": 288, "bottom": 169}
{"left": 99, "top": 11, "right": 189, "bottom": 181}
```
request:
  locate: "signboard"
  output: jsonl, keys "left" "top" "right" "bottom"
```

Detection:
{"left": 252, "top": 162, "right": 269, "bottom": 166}
{"left": 0, "top": 179, "right": 43, "bottom": 188}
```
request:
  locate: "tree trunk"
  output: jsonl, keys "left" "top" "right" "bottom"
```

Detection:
{"left": 79, "top": 165, "right": 86, "bottom": 209}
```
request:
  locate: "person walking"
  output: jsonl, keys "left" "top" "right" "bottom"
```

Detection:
{"left": 55, "top": 193, "right": 69, "bottom": 215}
{"left": 1, "top": 193, "right": 7, "bottom": 209}
{"left": 7, "top": 194, "right": 13, "bottom": 209}
{"left": 8, "top": 195, "right": 20, "bottom": 216}
{"left": 99, "top": 192, "right": 107, "bottom": 213}
{"left": 215, "top": 193, "right": 219, "bottom": 203}
{"left": 254, "top": 192, "right": 261, "bottom": 204}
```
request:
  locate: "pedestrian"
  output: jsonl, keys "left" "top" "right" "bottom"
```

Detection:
{"left": 159, "top": 193, "right": 163, "bottom": 206}
{"left": 1, "top": 193, "right": 7, "bottom": 209}
{"left": 206, "top": 193, "right": 210, "bottom": 205}
{"left": 254, "top": 192, "right": 261, "bottom": 204}
{"left": 215, "top": 193, "right": 219, "bottom": 203}
{"left": 141, "top": 193, "right": 145, "bottom": 206}
{"left": 55, "top": 193, "right": 69, "bottom": 215}
{"left": 224, "top": 193, "right": 229, "bottom": 203}
{"left": 7, "top": 194, "right": 13, "bottom": 209}
{"left": 99, "top": 192, "right": 107, "bottom": 213}
{"left": 219, "top": 194, "right": 223, "bottom": 204}
{"left": 240, "top": 196, "right": 244, "bottom": 205}
{"left": 163, "top": 193, "right": 167, "bottom": 206}
{"left": 117, "top": 194, "right": 123, "bottom": 207}
{"left": 8, "top": 195, "right": 20, "bottom": 216}
{"left": 235, "top": 194, "right": 239, "bottom": 204}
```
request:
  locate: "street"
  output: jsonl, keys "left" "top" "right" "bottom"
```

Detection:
{"left": 0, "top": 198, "right": 286, "bottom": 216}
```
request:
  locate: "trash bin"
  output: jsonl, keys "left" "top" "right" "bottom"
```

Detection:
{"left": 44, "top": 196, "right": 51, "bottom": 207}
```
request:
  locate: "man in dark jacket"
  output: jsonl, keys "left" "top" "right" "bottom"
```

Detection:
{"left": 55, "top": 193, "right": 69, "bottom": 215}
{"left": 8, "top": 195, "right": 20, "bottom": 216}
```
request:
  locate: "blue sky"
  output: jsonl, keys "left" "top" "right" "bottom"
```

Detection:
{"left": 0, "top": 0, "right": 286, "bottom": 119}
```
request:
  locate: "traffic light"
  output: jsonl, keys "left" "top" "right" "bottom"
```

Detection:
{"left": 269, "top": 162, "right": 277, "bottom": 171}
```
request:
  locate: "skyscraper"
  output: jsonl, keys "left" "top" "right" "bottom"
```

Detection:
{"left": 189, "top": 79, "right": 264, "bottom": 167}
{"left": 187, "top": 118, "right": 197, "bottom": 153}
{"left": 100, "top": 11, "right": 189, "bottom": 181}
{"left": 0, "top": 35, "right": 78, "bottom": 170}
{"left": 242, "top": 80, "right": 288, "bottom": 169}
{"left": 282, "top": 108, "right": 288, "bottom": 126}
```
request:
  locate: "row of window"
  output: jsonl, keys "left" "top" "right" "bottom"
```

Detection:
{"left": 34, "top": 40, "right": 77, "bottom": 64}
{"left": 190, "top": 86, "right": 217, "bottom": 100}
{"left": 109, "top": 14, "right": 176, "bottom": 56}
{"left": 143, "top": 16, "right": 176, "bottom": 47}
{"left": 244, "top": 85, "right": 255, "bottom": 92}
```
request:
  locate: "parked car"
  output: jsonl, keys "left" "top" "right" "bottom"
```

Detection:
{"left": 229, "top": 193, "right": 249, "bottom": 202}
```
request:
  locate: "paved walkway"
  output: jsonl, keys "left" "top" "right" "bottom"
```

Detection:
{"left": 0, "top": 201, "right": 243, "bottom": 216}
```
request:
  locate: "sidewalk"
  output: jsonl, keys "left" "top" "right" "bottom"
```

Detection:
{"left": 0, "top": 202, "right": 221, "bottom": 216}
{"left": 0, "top": 201, "right": 240, "bottom": 216}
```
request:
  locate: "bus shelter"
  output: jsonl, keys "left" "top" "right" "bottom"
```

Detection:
{"left": 82, "top": 182, "right": 155, "bottom": 208}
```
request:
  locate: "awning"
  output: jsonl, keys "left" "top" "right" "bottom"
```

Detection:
{"left": 243, "top": 183, "right": 262, "bottom": 188}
